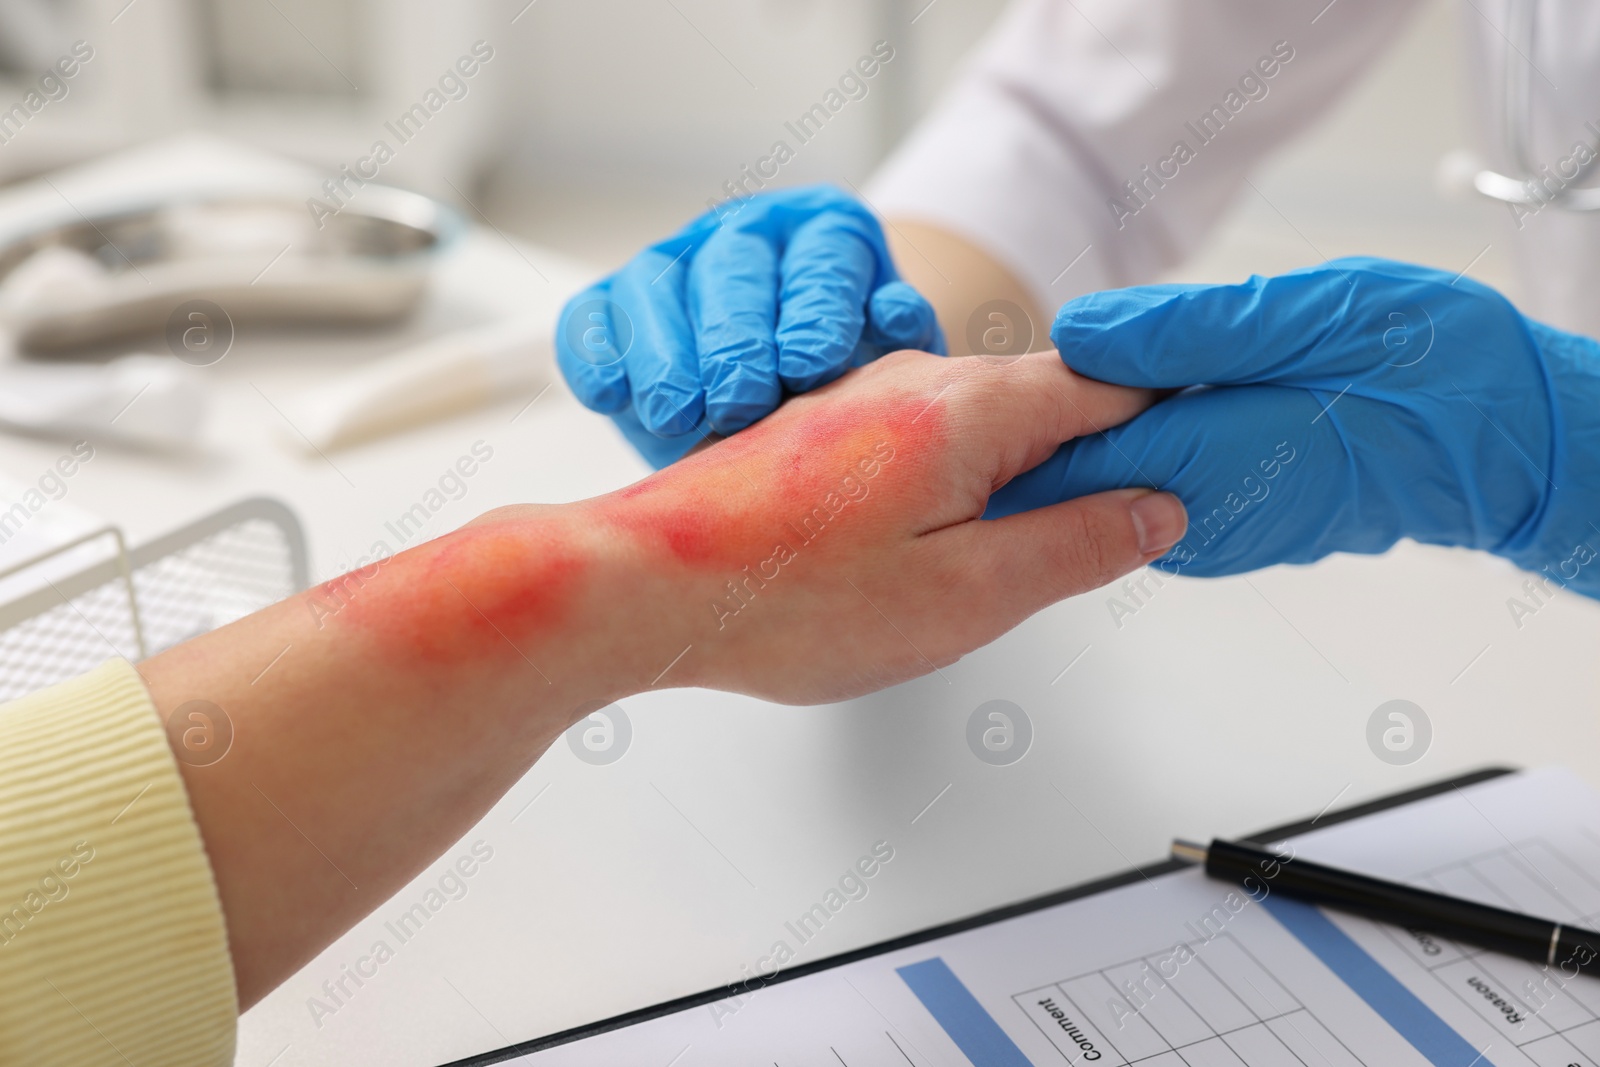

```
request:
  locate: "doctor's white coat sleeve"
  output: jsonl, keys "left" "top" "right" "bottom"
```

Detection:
{"left": 869, "top": 0, "right": 1427, "bottom": 313}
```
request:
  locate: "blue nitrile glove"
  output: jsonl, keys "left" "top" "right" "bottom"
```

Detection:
{"left": 555, "top": 184, "right": 945, "bottom": 469}
{"left": 988, "top": 257, "right": 1600, "bottom": 596}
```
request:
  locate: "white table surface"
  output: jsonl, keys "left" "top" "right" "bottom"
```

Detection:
{"left": 3, "top": 226, "right": 1597, "bottom": 1067}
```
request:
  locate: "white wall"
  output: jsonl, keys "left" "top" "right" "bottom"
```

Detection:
{"left": 1176, "top": 0, "right": 1516, "bottom": 300}
{"left": 496, "top": 0, "right": 1010, "bottom": 198}
{"left": 487, "top": 0, "right": 1506, "bottom": 294}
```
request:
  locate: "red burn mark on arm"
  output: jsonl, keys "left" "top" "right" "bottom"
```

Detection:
{"left": 306, "top": 518, "right": 588, "bottom": 666}
{"left": 305, "top": 388, "right": 949, "bottom": 661}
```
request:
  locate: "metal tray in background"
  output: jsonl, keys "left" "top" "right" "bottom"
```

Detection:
{"left": 0, "top": 185, "right": 462, "bottom": 352}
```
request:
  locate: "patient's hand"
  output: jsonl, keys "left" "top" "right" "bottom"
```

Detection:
{"left": 570, "top": 347, "right": 1185, "bottom": 703}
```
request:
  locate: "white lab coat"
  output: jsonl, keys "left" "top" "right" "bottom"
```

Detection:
{"left": 871, "top": 0, "right": 1600, "bottom": 336}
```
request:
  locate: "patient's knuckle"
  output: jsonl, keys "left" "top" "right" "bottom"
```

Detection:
{"left": 876, "top": 348, "right": 925, "bottom": 373}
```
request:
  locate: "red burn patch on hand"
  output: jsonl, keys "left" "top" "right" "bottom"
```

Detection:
{"left": 593, "top": 392, "right": 946, "bottom": 566}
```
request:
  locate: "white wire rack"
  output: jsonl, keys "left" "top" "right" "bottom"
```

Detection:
{"left": 0, "top": 497, "right": 307, "bottom": 703}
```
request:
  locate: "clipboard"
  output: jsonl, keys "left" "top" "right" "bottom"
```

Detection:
{"left": 440, "top": 765, "right": 1527, "bottom": 1067}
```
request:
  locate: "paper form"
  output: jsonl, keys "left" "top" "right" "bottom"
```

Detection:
{"left": 496, "top": 768, "right": 1600, "bottom": 1067}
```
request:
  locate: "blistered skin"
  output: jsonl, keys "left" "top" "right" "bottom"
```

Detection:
{"left": 304, "top": 391, "right": 946, "bottom": 664}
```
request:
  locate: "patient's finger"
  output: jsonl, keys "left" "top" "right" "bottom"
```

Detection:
{"left": 938, "top": 349, "right": 1159, "bottom": 489}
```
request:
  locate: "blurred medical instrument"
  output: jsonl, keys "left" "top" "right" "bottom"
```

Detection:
{"left": 0, "top": 0, "right": 66, "bottom": 74}
{"left": 0, "top": 185, "right": 461, "bottom": 352}
{"left": 281, "top": 314, "right": 553, "bottom": 452}
{"left": 1450, "top": 0, "right": 1600, "bottom": 212}
{"left": 0, "top": 134, "right": 477, "bottom": 449}
{"left": 0, "top": 353, "right": 204, "bottom": 450}
{"left": 0, "top": 496, "right": 307, "bottom": 702}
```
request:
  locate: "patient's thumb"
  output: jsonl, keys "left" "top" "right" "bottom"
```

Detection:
{"left": 984, "top": 489, "right": 1187, "bottom": 606}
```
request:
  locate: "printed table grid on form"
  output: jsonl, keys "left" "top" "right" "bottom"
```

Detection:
{"left": 1013, "top": 931, "right": 1367, "bottom": 1067}
{"left": 1007, "top": 833, "right": 1600, "bottom": 1067}
{"left": 1374, "top": 835, "right": 1600, "bottom": 1067}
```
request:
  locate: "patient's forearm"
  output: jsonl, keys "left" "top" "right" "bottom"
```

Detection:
{"left": 886, "top": 219, "right": 1048, "bottom": 356}
{"left": 137, "top": 508, "right": 669, "bottom": 1009}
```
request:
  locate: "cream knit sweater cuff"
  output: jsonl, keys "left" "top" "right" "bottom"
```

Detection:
{"left": 0, "top": 658, "right": 237, "bottom": 1066}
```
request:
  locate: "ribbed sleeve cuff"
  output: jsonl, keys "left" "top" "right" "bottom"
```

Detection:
{"left": 0, "top": 658, "right": 237, "bottom": 1066}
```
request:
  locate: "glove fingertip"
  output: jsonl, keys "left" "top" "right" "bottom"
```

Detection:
{"left": 554, "top": 343, "right": 630, "bottom": 414}
{"left": 776, "top": 344, "right": 853, "bottom": 393}
{"left": 699, "top": 336, "right": 781, "bottom": 433}
{"left": 582, "top": 379, "right": 633, "bottom": 416}
{"left": 705, "top": 398, "right": 773, "bottom": 435}
{"left": 704, "top": 374, "right": 781, "bottom": 434}
{"left": 868, "top": 281, "right": 940, "bottom": 352}
{"left": 775, "top": 324, "right": 856, "bottom": 389}
{"left": 637, "top": 386, "right": 707, "bottom": 437}
{"left": 1049, "top": 293, "right": 1121, "bottom": 353}
{"left": 612, "top": 407, "right": 701, "bottom": 469}
{"left": 1049, "top": 287, "right": 1199, "bottom": 384}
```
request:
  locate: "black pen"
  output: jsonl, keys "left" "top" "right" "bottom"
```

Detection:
{"left": 1172, "top": 837, "right": 1600, "bottom": 974}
